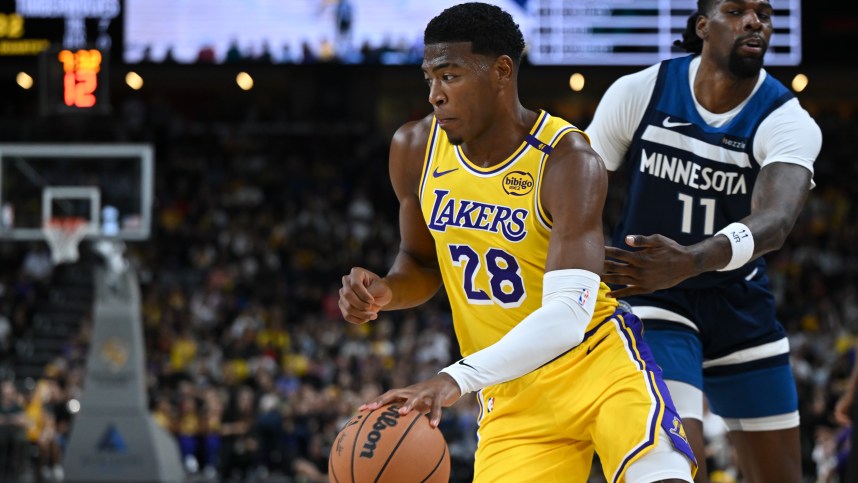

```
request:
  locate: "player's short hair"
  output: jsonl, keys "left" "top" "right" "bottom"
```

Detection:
{"left": 674, "top": 0, "right": 717, "bottom": 54}
{"left": 424, "top": 2, "right": 526, "bottom": 65}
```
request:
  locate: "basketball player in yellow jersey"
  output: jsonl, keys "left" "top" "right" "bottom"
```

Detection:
{"left": 338, "top": 3, "right": 696, "bottom": 482}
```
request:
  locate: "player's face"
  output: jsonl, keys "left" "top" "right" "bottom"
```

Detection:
{"left": 702, "top": 0, "right": 773, "bottom": 78}
{"left": 422, "top": 42, "right": 499, "bottom": 145}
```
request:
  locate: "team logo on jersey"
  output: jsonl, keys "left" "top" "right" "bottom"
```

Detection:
{"left": 427, "top": 189, "right": 528, "bottom": 242}
{"left": 640, "top": 148, "right": 748, "bottom": 195}
{"left": 433, "top": 166, "right": 458, "bottom": 178}
{"left": 502, "top": 171, "right": 535, "bottom": 196}
{"left": 670, "top": 416, "right": 689, "bottom": 445}
{"left": 662, "top": 116, "right": 692, "bottom": 128}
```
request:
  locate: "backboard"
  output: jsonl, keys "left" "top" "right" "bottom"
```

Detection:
{"left": 0, "top": 144, "right": 153, "bottom": 241}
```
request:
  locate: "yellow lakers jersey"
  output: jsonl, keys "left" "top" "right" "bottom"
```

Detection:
{"left": 419, "top": 110, "right": 618, "bottom": 357}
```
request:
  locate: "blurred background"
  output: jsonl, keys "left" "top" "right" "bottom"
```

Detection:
{"left": 0, "top": 0, "right": 856, "bottom": 482}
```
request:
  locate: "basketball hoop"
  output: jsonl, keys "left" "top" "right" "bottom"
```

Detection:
{"left": 43, "top": 217, "right": 89, "bottom": 264}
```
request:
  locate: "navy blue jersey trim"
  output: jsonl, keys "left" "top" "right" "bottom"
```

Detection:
{"left": 525, "top": 133, "right": 553, "bottom": 154}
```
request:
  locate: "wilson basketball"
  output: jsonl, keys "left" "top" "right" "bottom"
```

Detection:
{"left": 328, "top": 403, "right": 450, "bottom": 483}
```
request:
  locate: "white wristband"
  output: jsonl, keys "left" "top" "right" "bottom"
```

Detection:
{"left": 716, "top": 222, "right": 755, "bottom": 272}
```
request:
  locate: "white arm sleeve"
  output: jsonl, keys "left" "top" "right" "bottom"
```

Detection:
{"left": 585, "top": 63, "right": 659, "bottom": 171}
{"left": 440, "top": 269, "right": 600, "bottom": 395}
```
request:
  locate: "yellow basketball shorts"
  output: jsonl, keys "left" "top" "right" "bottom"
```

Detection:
{"left": 472, "top": 310, "right": 697, "bottom": 483}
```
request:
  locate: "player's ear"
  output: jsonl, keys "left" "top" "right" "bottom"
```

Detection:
{"left": 494, "top": 55, "right": 514, "bottom": 86}
{"left": 695, "top": 13, "right": 709, "bottom": 41}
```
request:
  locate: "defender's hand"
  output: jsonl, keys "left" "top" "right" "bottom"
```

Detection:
{"left": 339, "top": 267, "right": 393, "bottom": 324}
{"left": 360, "top": 374, "right": 462, "bottom": 428}
{"left": 603, "top": 234, "right": 696, "bottom": 297}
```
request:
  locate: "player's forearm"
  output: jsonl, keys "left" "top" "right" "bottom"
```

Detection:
{"left": 681, "top": 235, "right": 732, "bottom": 277}
{"left": 743, "top": 162, "right": 811, "bottom": 258}
{"left": 441, "top": 269, "right": 600, "bottom": 394}
{"left": 687, "top": 208, "right": 796, "bottom": 276}
{"left": 382, "top": 251, "right": 442, "bottom": 311}
{"left": 742, "top": 209, "right": 801, "bottom": 258}
{"left": 687, "top": 163, "right": 809, "bottom": 276}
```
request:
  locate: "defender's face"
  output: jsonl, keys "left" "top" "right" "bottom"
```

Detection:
{"left": 422, "top": 42, "right": 498, "bottom": 145}
{"left": 702, "top": 0, "right": 773, "bottom": 77}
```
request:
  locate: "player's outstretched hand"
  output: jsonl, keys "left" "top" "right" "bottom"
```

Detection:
{"left": 603, "top": 234, "right": 696, "bottom": 298}
{"left": 360, "top": 374, "right": 462, "bottom": 428}
{"left": 339, "top": 267, "right": 393, "bottom": 324}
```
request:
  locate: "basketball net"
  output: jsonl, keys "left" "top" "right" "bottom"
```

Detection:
{"left": 43, "top": 217, "right": 89, "bottom": 264}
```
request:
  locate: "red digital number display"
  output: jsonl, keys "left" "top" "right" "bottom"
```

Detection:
{"left": 57, "top": 49, "right": 101, "bottom": 109}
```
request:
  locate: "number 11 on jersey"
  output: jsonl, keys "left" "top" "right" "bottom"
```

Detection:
{"left": 678, "top": 192, "right": 716, "bottom": 235}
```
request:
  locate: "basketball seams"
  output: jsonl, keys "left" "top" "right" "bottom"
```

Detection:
{"left": 331, "top": 404, "right": 450, "bottom": 482}
{"left": 329, "top": 455, "right": 340, "bottom": 483}
{"left": 373, "top": 411, "right": 422, "bottom": 483}
{"left": 351, "top": 413, "right": 374, "bottom": 483}
{"left": 420, "top": 442, "right": 448, "bottom": 482}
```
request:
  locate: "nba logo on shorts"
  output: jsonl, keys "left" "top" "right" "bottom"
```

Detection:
{"left": 577, "top": 288, "right": 590, "bottom": 306}
{"left": 487, "top": 397, "right": 495, "bottom": 413}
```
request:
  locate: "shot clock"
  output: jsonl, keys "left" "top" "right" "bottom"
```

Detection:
{"left": 58, "top": 48, "right": 100, "bottom": 108}
{"left": 40, "top": 46, "right": 110, "bottom": 115}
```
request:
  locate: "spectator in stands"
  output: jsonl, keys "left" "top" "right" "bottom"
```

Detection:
{"left": 220, "top": 385, "right": 258, "bottom": 479}
{"left": 176, "top": 394, "right": 202, "bottom": 473}
{"left": 0, "top": 380, "right": 29, "bottom": 481}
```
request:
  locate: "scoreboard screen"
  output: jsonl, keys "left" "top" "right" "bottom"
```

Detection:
{"left": 0, "top": 0, "right": 121, "bottom": 59}
{"left": 123, "top": 0, "right": 802, "bottom": 66}
{"left": 0, "top": 1, "right": 120, "bottom": 115}
{"left": 527, "top": 0, "right": 802, "bottom": 66}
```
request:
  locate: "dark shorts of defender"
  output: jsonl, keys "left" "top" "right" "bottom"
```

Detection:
{"left": 620, "top": 271, "right": 799, "bottom": 421}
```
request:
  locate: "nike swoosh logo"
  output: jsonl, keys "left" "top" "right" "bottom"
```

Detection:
{"left": 458, "top": 359, "right": 477, "bottom": 371}
{"left": 586, "top": 335, "right": 610, "bottom": 355}
{"left": 662, "top": 117, "right": 692, "bottom": 128}
{"left": 433, "top": 167, "right": 458, "bottom": 178}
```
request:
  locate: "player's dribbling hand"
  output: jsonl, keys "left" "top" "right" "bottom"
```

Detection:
{"left": 339, "top": 267, "right": 393, "bottom": 324}
{"left": 360, "top": 374, "right": 462, "bottom": 428}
